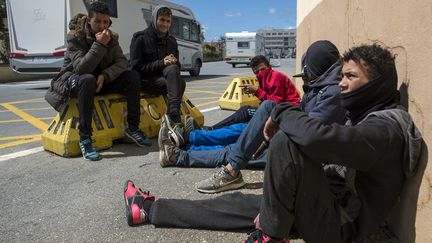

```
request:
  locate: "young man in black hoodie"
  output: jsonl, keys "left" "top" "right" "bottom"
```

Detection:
{"left": 130, "top": 6, "right": 186, "bottom": 143}
{"left": 122, "top": 44, "right": 422, "bottom": 242}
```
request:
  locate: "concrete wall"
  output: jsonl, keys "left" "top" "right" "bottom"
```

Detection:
{"left": 297, "top": 0, "right": 432, "bottom": 241}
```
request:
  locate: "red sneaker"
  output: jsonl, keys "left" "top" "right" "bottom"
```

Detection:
{"left": 243, "top": 229, "right": 290, "bottom": 243}
{"left": 123, "top": 180, "right": 155, "bottom": 226}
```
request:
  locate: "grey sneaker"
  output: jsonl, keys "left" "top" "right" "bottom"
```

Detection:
{"left": 161, "top": 114, "right": 185, "bottom": 148}
{"left": 159, "top": 128, "right": 180, "bottom": 167}
{"left": 196, "top": 165, "right": 245, "bottom": 193}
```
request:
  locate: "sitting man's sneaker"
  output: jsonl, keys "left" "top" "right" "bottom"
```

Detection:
{"left": 125, "top": 128, "right": 152, "bottom": 147}
{"left": 243, "top": 229, "right": 290, "bottom": 243}
{"left": 161, "top": 114, "right": 185, "bottom": 148}
{"left": 196, "top": 165, "right": 245, "bottom": 193}
{"left": 159, "top": 134, "right": 180, "bottom": 167}
{"left": 79, "top": 138, "right": 100, "bottom": 161}
{"left": 123, "top": 180, "right": 155, "bottom": 226}
{"left": 183, "top": 115, "right": 201, "bottom": 144}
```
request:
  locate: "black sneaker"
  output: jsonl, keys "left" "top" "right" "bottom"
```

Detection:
{"left": 125, "top": 128, "right": 152, "bottom": 147}
{"left": 183, "top": 115, "right": 201, "bottom": 143}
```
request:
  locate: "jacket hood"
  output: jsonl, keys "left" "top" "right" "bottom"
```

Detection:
{"left": 150, "top": 5, "right": 170, "bottom": 37}
{"left": 361, "top": 108, "right": 423, "bottom": 177}
{"left": 304, "top": 62, "right": 342, "bottom": 90}
{"left": 68, "top": 14, "right": 119, "bottom": 43}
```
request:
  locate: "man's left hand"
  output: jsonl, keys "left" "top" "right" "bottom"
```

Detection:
{"left": 239, "top": 84, "right": 257, "bottom": 94}
{"left": 96, "top": 74, "right": 105, "bottom": 93}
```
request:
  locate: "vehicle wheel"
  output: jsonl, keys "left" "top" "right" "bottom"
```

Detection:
{"left": 189, "top": 60, "right": 201, "bottom": 77}
{"left": 232, "top": 64, "right": 236, "bottom": 68}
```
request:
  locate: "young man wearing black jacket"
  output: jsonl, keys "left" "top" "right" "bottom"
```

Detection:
{"left": 130, "top": 6, "right": 186, "bottom": 141}
{"left": 45, "top": 2, "right": 151, "bottom": 161}
{"left": 122, "top": 44, "right": 422, "bottom": 242}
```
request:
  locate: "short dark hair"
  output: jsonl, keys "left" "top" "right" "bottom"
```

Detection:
{"left": 342, "top": 43, "right": 395, "bottom": 80}
{"left": 250, "top": 55, "right": 270, "bottom": 68}
{"left": 157, "top": 7, "right": 172, "bottom": 18}
{"left": 88, "top": 1, "right": 110, "bottom": 17}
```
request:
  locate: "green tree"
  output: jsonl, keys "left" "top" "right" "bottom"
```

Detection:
{"left": 0, "top": 0, "right": 9, "bottom": 64}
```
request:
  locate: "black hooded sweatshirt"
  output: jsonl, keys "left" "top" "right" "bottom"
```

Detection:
{"left": 270, "top": 60, "right": 420, "bottom": 239}
{"left": 129, "top": 6, "right": 180, "bottom": 77}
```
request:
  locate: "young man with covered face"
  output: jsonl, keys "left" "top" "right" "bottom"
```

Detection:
{"left": 159, "top": 40, "right": 346, "bottom": 195}
{"left": 122, "top": 44, "right": 422, "bottom": 243}
{"left": 45, "top": 2, "right": 151, "bottom": 161}
{"left": 130, "top": 6, "right": 185, "bottom": 142}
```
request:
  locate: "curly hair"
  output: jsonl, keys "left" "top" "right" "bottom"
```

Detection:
{"left": 88, "top": 1, "right": 110, "bottom": 17}
{"left": 250, "top": 55, "right": 270, "bottom": 68}
{"left": 342, "top": 43, "right": 395, "bottom": 80}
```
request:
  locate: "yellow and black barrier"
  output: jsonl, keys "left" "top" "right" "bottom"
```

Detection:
{"left": 41, "top": 94, "right": 204, "bottom": 157}
{"left": 219, "top": 77, "right": 261, "bottom": 110}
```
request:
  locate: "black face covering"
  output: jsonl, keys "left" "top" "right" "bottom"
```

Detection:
{"left": 340, "top": 64, "right": 399, "bottom": 124}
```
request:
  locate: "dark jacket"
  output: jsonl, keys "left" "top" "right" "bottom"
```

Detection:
{"left": 301, "top": 62, "right": 346, "bottom": 124}
{"left": 129, "top": 23, "right": 180, "bottom": 78}
{"left": 271, "top": 103, "right": 422, "bottom": 239}
{"left": 45, "top": 14, "right": 128, "bottom": 111}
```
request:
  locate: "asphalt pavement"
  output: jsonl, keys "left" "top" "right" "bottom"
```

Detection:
{"left": 0, "top": 60, "right": 299, "bottom": 242}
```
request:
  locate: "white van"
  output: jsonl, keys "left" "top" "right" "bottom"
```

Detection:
{"left": 6, "top": 0, "right": 203, "bottom": 76}
{"left": 224, "top": 31, "right": 265, "bottom": 68}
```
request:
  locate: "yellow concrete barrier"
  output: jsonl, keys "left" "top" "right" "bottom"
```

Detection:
{"left": 41, "top": 94, "right": 204, "bottom": 157}
{"left": 219, "top": 77, "right": 261, "bottom": 110}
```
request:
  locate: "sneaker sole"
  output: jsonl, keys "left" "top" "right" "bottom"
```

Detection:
{"left": 123, "top": 180, "right": 135, "bottom": 226}
{"left": 158, "top": 126, "right": 167, "bottom": 165}
{"left": 196, "top": 179, "right": 246, "bottom": 194}
{"left": 124, "top": 132, "right": 150, "bottom": 148}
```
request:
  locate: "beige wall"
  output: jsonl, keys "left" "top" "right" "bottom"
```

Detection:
{"left": 297, "top": 0, "right": 432, "bottom": 241}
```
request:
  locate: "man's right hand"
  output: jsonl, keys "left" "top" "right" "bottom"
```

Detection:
{"left": 164, "top": 54, "right": 177, "bottom": 66}
{"left": 96, "top": 29, "right": 111, "bottom": 46}
{"left": 263, "top": 116, "right": 279, "bottom": 141}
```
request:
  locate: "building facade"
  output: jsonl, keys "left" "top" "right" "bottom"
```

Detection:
{"left": 258, "top": 28, "right": 296, "bottom": 58}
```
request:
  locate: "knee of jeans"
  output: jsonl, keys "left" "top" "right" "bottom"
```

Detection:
{"left": 260, "top": 100, "right": 276, "bottom": 110}
{"left": 79, "top": 74, "right": 96, "bottom": 88}
{"left": 164, "top": 64, "right": 180, "bottom": 74}
{"left": 125, "top": 71, "right": 141, "bottom": 87}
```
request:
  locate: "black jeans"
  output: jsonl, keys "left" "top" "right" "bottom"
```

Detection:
{"left": 212, "top": 105, "right": 256, "bottom": 129}
{"left": 70, "top": 70, "right": 141, "bottom": 139}
{"left": 259, "top": 131, "right": 354, "bottom": 242}
{"left": 149, "top": 131, "right": 355, "bottom": 242}
{"left": 141, "top": 65, "right": 185, "bottom": 123}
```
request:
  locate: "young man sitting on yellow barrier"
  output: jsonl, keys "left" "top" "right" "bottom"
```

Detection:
{"left": 45, "top": 2, "right": 151, "bottom": 161}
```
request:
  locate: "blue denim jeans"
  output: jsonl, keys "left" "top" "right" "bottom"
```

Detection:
{"left": 188, "top": 123, "right": 247, "bottom": 149}
{"left": 176, "top": 100, "right": 276, "bottom": 169}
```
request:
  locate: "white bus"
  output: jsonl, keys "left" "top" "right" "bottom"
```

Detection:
{"left": 224, "top": 31, "right": 265, "bottom": 68}
{"left": 6, "top": 0, "right": 203, "bottom": 76}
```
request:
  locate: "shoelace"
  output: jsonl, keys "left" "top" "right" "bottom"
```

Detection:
{"left": 131, "top": 130, "right": 145, "bottom": 141}
{"left": 213, "top": 167, "right": 228, "bottom": 178}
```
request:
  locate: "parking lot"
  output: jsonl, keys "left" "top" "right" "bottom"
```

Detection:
{"left": 0, "top": 60, "right": 297, "bottom": 242}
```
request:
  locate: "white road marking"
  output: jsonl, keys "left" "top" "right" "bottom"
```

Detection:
{"left": 0, "top": 146, "right": 44, "bottom": 162}
{"left": 0, "top": 106, "right": 221, "bottom": 162}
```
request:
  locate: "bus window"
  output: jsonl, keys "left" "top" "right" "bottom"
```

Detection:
{"left": 238, "top": 42, "right": 250, "bottom": 49}
{"left": 190, "top": 22, "right": 199, "bottom": 42}
{"left": 181, "top": 20, "right": 190, "bottom": 40}
{"left": 170, "top": 17, "right": 180, "bottom": 38}
{"left": 83, "top": 0, "right": 118, "bottom": 18}
{"left": 141, "top": 9, "right": 152, "bottom": 27}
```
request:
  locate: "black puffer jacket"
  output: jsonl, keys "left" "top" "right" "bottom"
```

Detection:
{"left": 129, "top": 6, "right": 180, "bottom": 77}
{"left": 45, "top": 14, "right": 127, "bottom": 111}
